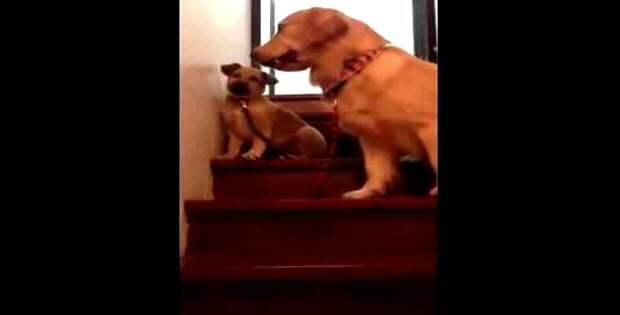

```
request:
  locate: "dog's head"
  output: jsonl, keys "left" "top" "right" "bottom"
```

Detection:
{"left": 220, "top": 63, "right": 278, "bottom": 98}
{"left": 252, "top": 7, "right": 349, "bottom": 71}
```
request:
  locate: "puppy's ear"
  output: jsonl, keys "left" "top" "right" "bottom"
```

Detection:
{"left": 220, "top": 63, "right": 242, "bottom": 76}
{"left": 261, "top": 72, "right": 278, "bottom": 85}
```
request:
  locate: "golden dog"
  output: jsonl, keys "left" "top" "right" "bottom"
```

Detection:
{"left": 253, "top": 7, "right": 437, "bottom": 198}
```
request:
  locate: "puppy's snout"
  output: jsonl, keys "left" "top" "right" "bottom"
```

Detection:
{"left": 229, "top": 81, "right": 250, "bottom": 96}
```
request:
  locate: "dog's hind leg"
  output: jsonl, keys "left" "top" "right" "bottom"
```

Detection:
{"left": 343, "top": 138, "right": 399, "bottom": 199}
{"left": 296, "top": 126, "right": 329, "bottom": 158}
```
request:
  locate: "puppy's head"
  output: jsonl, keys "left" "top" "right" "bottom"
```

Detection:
{"left": 252, "top": 7, "right": 349, "bottom": 71}
{"left": 220, "top": 63, "right": 278, "bottom": 98}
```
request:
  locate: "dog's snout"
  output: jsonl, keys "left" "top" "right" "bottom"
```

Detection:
{"left": 229, "top": 82, "right": 250, "bottom": 95}
{"left": 252, "top": 47, "right": 272, "bottom": 64}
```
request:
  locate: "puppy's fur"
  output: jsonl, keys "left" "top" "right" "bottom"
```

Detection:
{"left": 253, "top": 7, "right": 437, "bottom": 198}
{"left": 217, "top": 63, "right": 328, "bottom": 160}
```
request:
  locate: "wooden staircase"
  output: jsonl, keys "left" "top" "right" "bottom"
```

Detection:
{"left": 182, "top": 96, "right": 437, "bottom": 314}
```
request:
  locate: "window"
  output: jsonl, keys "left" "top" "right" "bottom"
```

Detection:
{"left": 253, "top": 0, "right": 437, "bottom": 96}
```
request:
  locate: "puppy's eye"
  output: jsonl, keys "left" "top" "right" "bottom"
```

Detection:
{"left": 232, "top": 73, "right": 241, "bottom": 78}
{"left": 249, "top": 76, "right": 259, "bottom": 82}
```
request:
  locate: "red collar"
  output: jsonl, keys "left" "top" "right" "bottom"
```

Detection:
{"left": 321, "top": 44, "right": 392, "bottom": 99}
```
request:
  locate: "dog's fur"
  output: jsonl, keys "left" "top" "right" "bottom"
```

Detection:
{"left": 253, "top": 7, "right": 437, "bottom": 198}
{"left": 217, "top": 63, "right": 328, "bottom": 160}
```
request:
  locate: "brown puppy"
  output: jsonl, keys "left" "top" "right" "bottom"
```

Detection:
{"left": 217, "top": 63, "right": 328, "bottom": 160}
{"left": 253, "top": 7, "right": 437, "bottom": 198}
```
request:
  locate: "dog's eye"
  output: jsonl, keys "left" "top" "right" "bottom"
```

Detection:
{"left": 232, "top": 73, "right": 241, "bottom": 78}
{"left": 277, "top": 23, "right": 284, "bottom": 33}
{"left": 249, "top": 76, "right": 259, "bottom": 82}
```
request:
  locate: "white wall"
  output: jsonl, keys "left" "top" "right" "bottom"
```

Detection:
{"left": 180, "top": 0, "right": 251, "bottom": 259}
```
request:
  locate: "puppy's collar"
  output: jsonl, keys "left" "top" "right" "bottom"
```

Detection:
{"left": 227, "top": 95, "right": 251, "bottom": 102}
{"left": 321, "top": 43, "right": 395, "bottom": 99}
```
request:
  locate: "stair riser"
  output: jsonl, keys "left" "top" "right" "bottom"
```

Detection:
{"left": 187, "top": 211, "right": 435, "bottom": 253}
{"left": 182, "top": 280, "right": 434, "bottom": 315}
{"left": 213, "top": 168, "right": 364, "bottom": 199}
{"left": 185, "top": 210, "right": 436, "bottom": 280}
{"left": 228, "top": 133, "right": 362, "bottom": 158}
{"left": 212, "top": 160, "right": 435, "bottom": 199}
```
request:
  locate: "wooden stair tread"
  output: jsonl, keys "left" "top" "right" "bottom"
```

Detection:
{"left": 185, "top": 196, "right": 436, "bottom": 212}
{"left": 211, "top": 158, "right": 362, "bottom": 169}
{"left": 182, "top": 255, "right": 434, "bottom": 280}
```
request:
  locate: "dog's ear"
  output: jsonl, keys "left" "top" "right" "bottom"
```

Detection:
{"left": 321, "top": 15, "right": 348, "bottom": 40}
{"left": 220, "top": 63, "right": 242, "bottom": 76}
{"left": 261, "top": 72, "right": 278, "bottom": 85}
{"left": 311, "top": 9, "right": 348, "bottom": 41}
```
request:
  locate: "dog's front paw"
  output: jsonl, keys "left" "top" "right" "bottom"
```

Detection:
{"left": 342, "top": 187, "right": 382, "bottom": 199}
{"left": 429, "top": 186, "right": 438, "bottom": 196}
{"left": 241, "top": 150, "right": 262, "bottom": 160}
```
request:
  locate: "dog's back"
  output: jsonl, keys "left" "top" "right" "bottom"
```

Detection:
{"left": 338, "top": 46, "right": 436, "bottom": 157}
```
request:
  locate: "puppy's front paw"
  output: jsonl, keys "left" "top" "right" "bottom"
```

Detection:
{"left": 342, "top": 187, "right": 382, "bottom": 199}
{"left": 429, "top": 186, "right": 438, "bottom": 196}
{"left": 241, "top": 150, "right": 262, "bottom": 160}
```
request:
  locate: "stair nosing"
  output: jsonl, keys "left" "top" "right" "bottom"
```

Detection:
{"left": 185, "top": 197, "right": 436, "bottom": 212}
